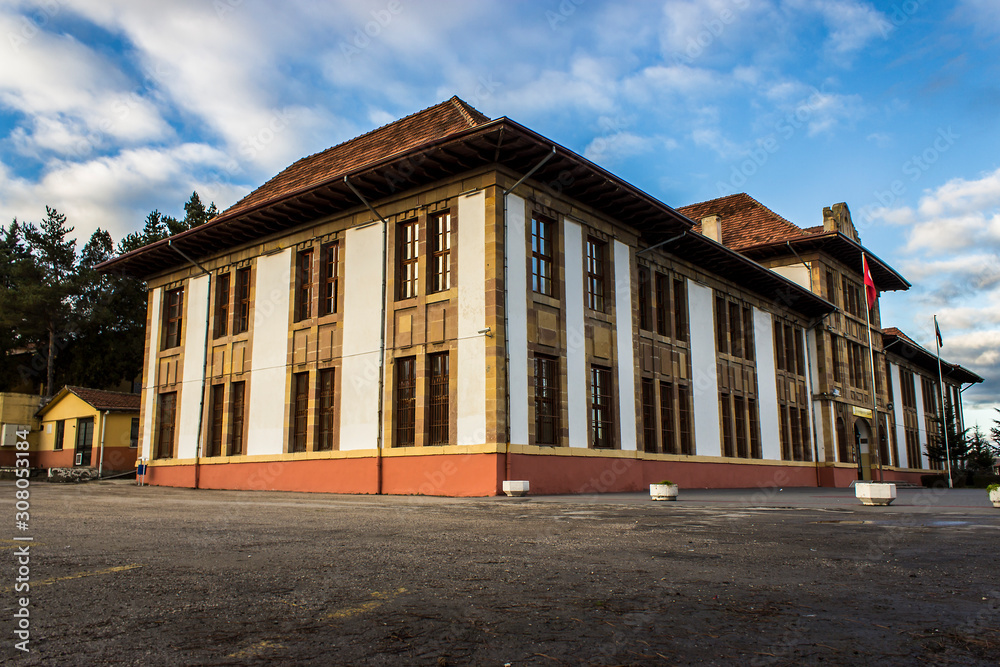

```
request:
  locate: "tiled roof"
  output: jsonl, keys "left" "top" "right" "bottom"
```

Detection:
{"left": 221, "top": 97, "right": 490, "bottom": 219}
{"left": 65, "top": 386, "right": 140, "bottom": 412}
{"left": 677, "top": 193, "right": 806, "bottom": 250}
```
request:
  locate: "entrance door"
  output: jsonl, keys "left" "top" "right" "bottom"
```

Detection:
{"left": 75, "top": 417, "right": 94, "bottom": 466}
{"left": 853, "top": 418, "right": 872, "bottom": 481}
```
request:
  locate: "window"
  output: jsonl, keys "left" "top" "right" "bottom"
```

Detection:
{"left": 590, "top": 366, "right": 614, "bottom": 448}
{"left": 234, "top": 267, "right": 251, "bottom": 334}
{"left": 659, "top": 381, "right": 677, "bottom": 454}
{"left": 836, "top": 416, "right": 851, "bottom": 463}
{"left": 320, "top": 243, "right": 340, "bottom": 316}
{"left": 673, "top": 278, "right": 688, "bottom": 342}
{"left": 831, "top": 335, "right": 843, "bottom": 384}
{"left": 295, "top": 249, "right": 314, "bottom": 321}
{"left": 534, "top": 355, "right": 560, "bottom": 445}
{"left": 900, "top": 369, "right": 916, "bottom": 409}
{"left": 316, "top": 369, "right": 335, "bottom": 451}
{"left": 54, "top": 420, "right": 65, "bottom": 451}
{"left": 430, "top": 213, "right": 452, "bottom": 293}
{"left": 531, "top": 214, "right": 555, "bottom": 296}
{"left": 715, "top": 295, "right": 728, "bottom": 355}
{"left": 641, "top": 378, "right": 657, "bottom": 452}
{"left": 291, "top": 372, "right": 309, "bottom": 452}
{"left": 428, "top": 353, "right": 450, "bottom": 445}
{"left": 921, "top": 377, "right": 939, "bottom": 415}
{"left": 398, "top": 220, "right": 419, "bottom": 299}
{"left": 395, "top": 357, "right": 416, "bottom": 447}
{"left": 678, "top": 384, "right": 693, "bottom": 455}
{"left": 638, "top": 267, "right": 652, "bottom": 331}
{"left": 826, "top": 270, "right": 837, "bottom": 306}
{"left": 207, "top": 384, "right": 225, "bottom": 457}
{"left": 720, "top": 392, "right": 734, "bottom": 457}
{"left": 129, "top": 418, "right": 139, "bottom": 449}
{"left": 654, "top": 273, "right": 669, "bottom": 336}
{"left": 775, "top": 320, "right": 805, "bottom": 377}
{"left": 847, "top": 340, "right": 868, "bottom": 390}
{"left": 586, "top": 238, "right": 606, "bottom": 312}
{"left": 229, "top": 381, "right": 245, "bottom": 456}
{"left": 748, "top": 399, "right": 761, "bottom": 459}
{"left": 728, "top": 302, "right": 743, "bottom": 358}
{"left": 155, "top": 392, "right": 177, "bottom": 459}
{"left": 742, "top": 306, "right": 755, "bottom": 361}
{"left": 214, "top": 273, "right": 230, "bottom": 338}
{"left": 162, "top": 287, "right": 184, "bottom": 350}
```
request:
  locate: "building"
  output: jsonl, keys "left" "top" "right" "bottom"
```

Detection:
{"left": 98, "top": 97, "right": 980, "bottom": 495}
{"left": 0, "top": 392, "right": 42, "bottom": 467}
{"left": 34, "top": 386, "right": 140, "bottom": 473}
{"left": 675, "top": 194, "right": 982, "bottom": 484}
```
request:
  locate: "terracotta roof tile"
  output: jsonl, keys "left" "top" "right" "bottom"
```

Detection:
{"left": 222, "top": 97, "right": 490, "bottom": 219}
{"left": 677, "top": 193, "right": 807, "bottom": 250}
{"left": 65, "top": 386, "right": 140, "bottom": 412}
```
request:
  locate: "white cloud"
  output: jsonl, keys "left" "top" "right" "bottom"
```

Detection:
{"left": 783, "top": 0, "right": 890, "bottom": 63}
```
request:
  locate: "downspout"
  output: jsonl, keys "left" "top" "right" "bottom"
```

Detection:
{"left": 786, "top": 241, "right": 824, "bottom": 486}
{"left": 97, "top": 409, "right": 108, "bottom": 477}
{"left": 344, "top": 176, "right": 389, "bottom": 495}
{"left": 501, "top": 146, "right": 557, "bottom": 483}
{"left": 167, "top": 239, "right": 212, "bottom": 490}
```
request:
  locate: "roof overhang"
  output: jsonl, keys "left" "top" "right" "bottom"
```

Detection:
{"left": 644, "top": 231, "right": 836, "bottom": 319}
{"left": 737, "top": 232, "right": 910, "bottom": 292}
{"left": 881, "top": 332, "right": 983, "bottom": 385}
{"left": 97, "top": 118, "right": 694, "bottom": 279}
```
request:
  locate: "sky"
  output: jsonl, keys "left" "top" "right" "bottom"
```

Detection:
{"left": 1, "top": 0, "right": 998, "bottom": 430}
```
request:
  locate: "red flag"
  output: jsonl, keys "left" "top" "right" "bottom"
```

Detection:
{"left": 862, "top": 254, "right": 876, "bottom": 309}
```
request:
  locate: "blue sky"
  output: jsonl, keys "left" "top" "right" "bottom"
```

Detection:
{"left": 2, "top": 0, "right": 998, "bottom": 429}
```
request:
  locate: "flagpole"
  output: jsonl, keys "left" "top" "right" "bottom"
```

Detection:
{"left": 862, "top": 253, "right": 882, "bottom": 482}
{"left": 934, "top": 315, "right": 953, "bottom": 489}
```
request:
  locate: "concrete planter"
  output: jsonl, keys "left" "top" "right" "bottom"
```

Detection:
{"left": 650, "top": 483, "right": 679, "bottom": 501}
{"left": 855, "top": 482, "right": 896, "bottom": 506}
{"left": 989, "top": 488, "right": 1000, "bottom": 508}
{"left": 502, "top": 480, "right": 529, "bottom": 497}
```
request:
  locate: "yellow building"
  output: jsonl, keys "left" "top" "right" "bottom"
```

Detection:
{"left": 35, "top": 386, "right": 140, "bottom": 473}
{"left": 0, "top": 392, "right": 42, "bottom": 467}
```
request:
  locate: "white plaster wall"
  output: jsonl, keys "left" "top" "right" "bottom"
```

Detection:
{"left": 563, "top": 219, "right": 587, "bottom": 447}
{"left": 177, "top": 274, "right": 209, "bottom": 459}
{"left": 753, "top": 309, "right": 781, "bottom": 461}
{"left": 890, "top": 362, "right": 905, "bottom": 466}
{"left": 246, "top": 249, "right": 291, "bottom": 456}
{"left": 457, "top": 191, "right": 487, "bottom": 445}
{"left": 771, "top": 264, "right": 812, "bottom": 291}
{"left": 687, "top": 279, "right": 720, "bottom": 456}
{"left": 338, "top": 225, "right": 384, "bottom": 451}
{"left": 140, "top": 287, "right": 161, "bottom": 461}
{"left": 613, "top": 241, "right": 637, "bottom": 451}
{"left": 914, "top": 371, "right": 927, "bottom": 468}
{"left": 505, "top": 194, "right": 529, "bottom": 445}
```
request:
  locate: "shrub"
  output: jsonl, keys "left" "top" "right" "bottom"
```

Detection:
{"left": 973, "top": 475, "right": 1000, "bottom": 489}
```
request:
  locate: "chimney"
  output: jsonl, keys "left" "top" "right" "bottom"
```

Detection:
{"left": 822, "top": 206, "right": 836, "bottom": 232}
{"left": 701, "top": 215, "right": 722, "bottom": 243}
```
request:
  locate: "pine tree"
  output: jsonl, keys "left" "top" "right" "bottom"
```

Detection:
{"left": 925, "top": 398, "right": 970, "bottom": 470}
{"left": 966, "top": 426, "right": 998, "bottom": 471}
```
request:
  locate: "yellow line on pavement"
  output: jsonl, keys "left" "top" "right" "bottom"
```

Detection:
{"left": 0, "top": 564, "right": 142, "bottom": 593}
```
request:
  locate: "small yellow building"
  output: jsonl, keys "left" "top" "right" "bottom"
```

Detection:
{"left": 0, "top": 392, "right": 43, "bottom": 467}
{"left": 35, "top": 386, "right": 140, "bottom": 473}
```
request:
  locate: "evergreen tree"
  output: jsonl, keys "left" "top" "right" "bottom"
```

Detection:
{"left": 925, "top": 398, "right": 970, "bottom": 470}
{"left": 966, "top": 426, "right": 998, "bottom": 471}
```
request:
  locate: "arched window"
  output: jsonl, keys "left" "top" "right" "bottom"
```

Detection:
{"left": 836, "top": 416, "right": 851, "bottom": 463}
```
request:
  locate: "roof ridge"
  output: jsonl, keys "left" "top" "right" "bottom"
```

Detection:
{"left": 448, "top": 95, "right": 490, "bottom": 126}
{"left": 66, "top": 385, "right": 139, "bottom": 397}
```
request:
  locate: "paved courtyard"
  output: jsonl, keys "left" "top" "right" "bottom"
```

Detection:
{"left": 3, "top": 482, "right": 999, "bottom": 665}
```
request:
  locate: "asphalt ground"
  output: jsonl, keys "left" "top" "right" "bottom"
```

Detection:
{"left": 2, "top": 482, "right": 999, "bottom": 666}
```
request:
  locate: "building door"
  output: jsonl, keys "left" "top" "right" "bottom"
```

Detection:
{"left": 75, "top": 417, "right": 94, "bottom": 466}
{"left": 853, "top": 418, "right": 872, "bottom": 481}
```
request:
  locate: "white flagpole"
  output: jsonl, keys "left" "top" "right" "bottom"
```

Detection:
{"left": 934, "top": 315, "right": 953, "bottom": 489}
{"left": 863, "top": 253, "right": 882, "bottom": 482}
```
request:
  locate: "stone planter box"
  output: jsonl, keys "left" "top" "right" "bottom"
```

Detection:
{"left": 989, "top": 488, "right": 1000, "bottom": 508}
{"left": 650, "top": 483, "right": 679, "bottom": 501}
{"left": 502, "top": 480, "right": 529, "bottom": 497}
{"left": 855, "top": 482, "right": 896, "bottom": 506}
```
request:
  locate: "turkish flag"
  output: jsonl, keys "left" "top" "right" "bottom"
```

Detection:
{"left": 863, "top": 254, "right": 877, "bottom": 310}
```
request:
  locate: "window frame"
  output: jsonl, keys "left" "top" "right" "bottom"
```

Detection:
{"left": 590, "top": 365, "right": 614, "bottom": 449}
{"left": 54, "top": 420, "right": 65, "bottom": 451}
{"left": 291, "top": 371, "right": 309, "bottom": 453}
{"left": 533, "top": 355, "right": 560, "bottom": 445}
{"left": 320, "top": 242, "right": 340, "bottom": 316}
{"left": 397, "top": 219, "right": 419, "bottom": 300}
{"left": 316, "top": 368, "right": 336, "bottom": 451}
{"left": 531, "top": 213, "right": 556, "bottom": 296}
{"left": 229, "top": 380, "right": 246, "bottom": 456}
{"left": 162, "top": 287, "right": 184, "bottom": 350}
{"left": 155, "top": 392, "right": 177, "bottom": 459}
{"left": 207, "top": 383, "right": 225, "bottom": 457}
{"left": 234, "top": 266, "right": 252, "bottom": 334}
{"left": 214, "top": 272, "right": 230, "bottom": 339}
{"left": 395, "top": 357, "right": 417, "bottom": 447}
{"left": 295, "top": 249, "right": 314, "bottom": 322}
{"left": 428, "top": 353, "right": 450, "bottom": 445}
{"left": 585, "top": 237, "right": 606, "bottom": 312}
{"left": 429, "top": 212, "right": 452, "bottom": 293}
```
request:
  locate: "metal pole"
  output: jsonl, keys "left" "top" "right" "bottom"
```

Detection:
{"left": 863, "top": 253, "right": 882, "bottom": 481}
{"left": 934, "top": 315, "right": 953, "bottom": 488}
